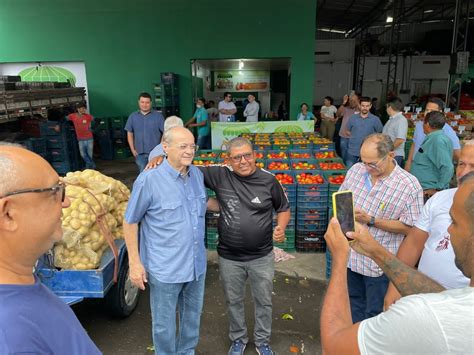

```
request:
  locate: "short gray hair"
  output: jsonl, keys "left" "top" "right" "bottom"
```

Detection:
{"left": 164, "top": 116, "right": 183, "bottom": 131}
{"left": 162, "top": 126, "right": 192, "bottom": 145}
{"left": 362, "top": 133, "right": 394, "bottom": 158}
{"left": 424, "top": 111, "right": 445, "bottom": 129}
{"left": 228, "top": 137, "right": 253, "bottom": 153}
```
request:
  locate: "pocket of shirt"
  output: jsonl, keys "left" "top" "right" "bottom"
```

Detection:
{"left": 196, "top": 196, "right": 207, "bottom": 217}
{"left": 161, "top": 200, "right": 184, "bottom": 221}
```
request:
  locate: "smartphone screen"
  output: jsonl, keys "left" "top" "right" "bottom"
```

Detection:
{"left": 333, "top": 191, "right": 355, "bottom": 236}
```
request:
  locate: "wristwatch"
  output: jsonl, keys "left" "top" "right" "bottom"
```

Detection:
{"left": 368, "top": 216, "right": 375, "bottom": 227}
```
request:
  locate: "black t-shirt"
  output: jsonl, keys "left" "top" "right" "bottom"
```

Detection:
{"left": 200, "top": 166, "right": 289, "bottom": 261}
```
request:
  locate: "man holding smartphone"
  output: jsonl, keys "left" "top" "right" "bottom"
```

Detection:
{"left": 337, "top": 133, "right": 423, "bottom": 322}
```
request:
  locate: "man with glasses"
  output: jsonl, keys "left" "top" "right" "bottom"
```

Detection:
{"left": 0, "top": 144, "right": 100, "bottom": 354}
{"left": 124, "top": 127, "right": 216, "bottom": 354}
{"left": 410, "top": 111, "right": 454, "bottom": 201}
{"left": 218, "top": 92, "right": 237, "bottom": 122}
{"left": 337, "top": 133, "right": 423, "bottom": 322}
{"left": 146, "top": 137, "right": 290, "bottom": 355}
{"left": 344, "top": 96, "right": 383, "bottom": 168}
{"left": 405, "top": 97, "right": 461, "bottom": 172}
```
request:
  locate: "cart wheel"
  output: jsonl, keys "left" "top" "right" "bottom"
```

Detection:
{"left": 104, "top": 257, "right": 140, "bottom": 317}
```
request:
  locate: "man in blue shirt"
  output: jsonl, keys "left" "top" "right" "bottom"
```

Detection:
{"left": 0, "top": 144, "right": 100, "bottom": 354}
{"left": 124, "top": 127, "right": 213, "bottom": 354}
{"left": 125, "top": 92, "right": 165, "bottom": 173}
{"left": 405, "top": 97, "right": 461, "bottom": 172}
{"left": 344, "top": 96, "right": 383, "bottom": 168}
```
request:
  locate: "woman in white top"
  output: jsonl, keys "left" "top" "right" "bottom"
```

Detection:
{"left": 319, "top": 96, "right": 337, "bottom": 140}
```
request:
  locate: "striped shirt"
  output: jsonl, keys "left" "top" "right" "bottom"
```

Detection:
{"left": 340, "top": 162, "right": 424, "bottom": 277}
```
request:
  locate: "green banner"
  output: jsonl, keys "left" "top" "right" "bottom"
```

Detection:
{"left": 211, "top": 121, "right": 314, "bottom": 149}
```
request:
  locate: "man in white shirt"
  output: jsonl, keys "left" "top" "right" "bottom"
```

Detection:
{"left": 320, "top": 172, "right": 474, "bottom": 354}
{"left": 218, "top": 92, "right": 237, "bottom": 122}
{"left": 382, "top": 97, "right": 408, "bottom": 166}
{"left": 383, "top": 141, "right": 473, "bottom": 307}
{"left": 405, "top": 97, "right": 461, "bottom": 171}
{"left": 243, "top": 94, "right": 259, "bottom": 122}
{"left": 207, "top": 101, "right": 219, "bottom": 122}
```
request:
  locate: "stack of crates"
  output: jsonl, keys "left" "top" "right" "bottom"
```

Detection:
{"left": 161, "top": 72, "right": 179, "bottom": 118}
{"left": 272, "top": 171, "right": 296, "bottom": 251}
{"left": 94, "top": 117, "right": 114, "bottom": 160}
{"left": 40, "top": 121, "right": 82, "bottom": 175}
{"left": 19, "top": 137, "right": 48, "bottom": 160}
{"left": 295, "top": 171, "right": 328, "bottom": 252}
{"left": 110, "top": 116, "right": 132, "bottom": 159}
{"left": 205, "top": 187, "right": 219, "bottom": 250}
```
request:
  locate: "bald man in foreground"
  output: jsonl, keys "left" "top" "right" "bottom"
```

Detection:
{"left": 0, "top": 144, "right": 101, "bottom": 354}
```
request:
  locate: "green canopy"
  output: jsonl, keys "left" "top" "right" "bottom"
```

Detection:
{"left": 19, "top": 66, "right": 76, "bottom": 86}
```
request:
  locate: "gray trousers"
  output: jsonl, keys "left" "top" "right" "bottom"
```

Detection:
{"left": 218, "top": 252, "right": 274, "bottom": 346}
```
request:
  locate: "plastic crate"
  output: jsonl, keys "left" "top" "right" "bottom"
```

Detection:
{"left": 253, "top": 143, "right": 272, "bottom": 150}
{"left": 21, "top": 137, "right": 47, "bottom": 154}
{"left": 297, "top": 208, "right": 328, "bottom": 221}
{"left": 289, "top": 149, "right": 313, "bottom": 159}
{"left": 296, "top": 220, "right": 328, "bottom": 233}
{"left": 266, "top": 160, "right": 290, "bottom": 170}
{"left": 38, "top": 121, "right": 64, "bottom": 136}
{"left": 317, "top": 158, "right": 346, "bottom": 171}
{"left": 313, "top": 143, "right": 336, "bottom": 151}
{"left": 291, "top": 141, "right": 313, "bottom": 150}
{"left": 296, "top": 232, "right": 326, "bottom": 252}
{"left": 45, "top": 136, "right": 70, "bottom": 150}
{"left": 326, "top": 249, "right": 332, "bottom": 279}
{"left": 206, "top": 212, "right": 220, "bottom": 229}
{"left": 297, "top": 200, "right": 329, "bottom": 209}
{"left": 255, "top": 159, "right": 266, "bottom": 169}
{"left": 97, "top": 135, "right": 114, "bottom": 160}
{"left": 274, "top": 230, "right": 296, "bottom": 251}
{"left": 290, "top": 158, "right": 318, "bottom": 170}
{"left": 272, "top": 143, "right": 292, "bottom": 150}
{"left": 314, "top": 150, "right": 337, "bottom": 160}
{"left": 193, "top": 157, "right": 216, "bottom": 166}
{"left": 110, "top": 116, "right": 127, "bottom": 129}
{"left": 48, "top": 148, "right": 70, "bottom": 162}
{"left": 206, "top": 188, "right": 216, "bottom": 198}
{"left": 94, "top": 117, "right": 111, "bottom": 131}
{"left": 265, "top": 150, "right": 288, "bottom": 159}
{"left": 196, "top": 150, "right": 220, "bottom": 159}
{"left": 114, "top": 147, "right": 132, "bottom": 159}
{"left": 111, "top": 128, "right": 126, "bottom": 139}
{"left": 50, "top": 160, "right": 73, "bottom": 176}
{"left": 206, "top": 228, "right": 219, "bottom": 250}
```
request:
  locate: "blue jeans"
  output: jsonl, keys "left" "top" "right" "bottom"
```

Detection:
{"left": 339, "top": 137, "right": 349, "bottom": 162}
{"left": 148, "top": 272, "right": 206, "bottom": 355}
{"left": 219, "top": 252, "right": 274, "bottom": 346}
{"left": 135, "top": 153, "right": 149, "bottom": 173}
{"left": 196, "top": 135, "right": 210, "bottom": 150}
{"left": 78, "top": 139, "right": 95, "bottom": 169}
{"left": 345, "top": 153, "right": 359, "bottom": 169}
{"left": 347, "top": 268, "right": 389, "bottom": 323}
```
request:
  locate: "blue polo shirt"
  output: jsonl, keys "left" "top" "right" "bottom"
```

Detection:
{"left": 347, "top": 113, "right": 383, "bottom": 156}
{"left": 194, "top": 107, "right": 209, "bottom": 137}
{"left": 125, "top": 159, "right": 207, "bottom": 283}
{"left": 125, "top": 110, "right": 165, "bottom": 154}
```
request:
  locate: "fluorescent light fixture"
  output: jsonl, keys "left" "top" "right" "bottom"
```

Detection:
{"left": 424, "top": 9, "right": 434, "bottom": 13}
{"left": 318, "top": 28, "right": 347, "bottom": 34}
{"left": 386, "top": 16, "right": 393, "bottom": 23}
{"left": 239, "top": 60, "right": 244, "bottom": 69}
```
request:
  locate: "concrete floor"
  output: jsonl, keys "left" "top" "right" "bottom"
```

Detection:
{"left": 74, "top": 158, "right": 328, "bottom": 354}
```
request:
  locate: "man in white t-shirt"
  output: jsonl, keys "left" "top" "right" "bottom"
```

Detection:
{"left": 320, "top": 172, "right": 474, "bottom": 354}
{"left": 218, "top": 92, "right": 237, "bottom": 122}
{"left": 383, "top": 141, "right": 474, "bottom": 307}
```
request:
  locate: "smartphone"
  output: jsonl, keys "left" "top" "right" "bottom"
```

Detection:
{"left": 332, "top": 191, "right": 356, "bottom": 237}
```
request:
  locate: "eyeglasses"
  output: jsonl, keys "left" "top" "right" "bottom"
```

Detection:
{"left": 0, "top": 181, "right": 66, "bottom": 202}
{"left": 230, "top": 153, "right": 254, "bottom": 163}
{"left": 361, "top": 155, "right": 388, "bottom": 170}
{"left": 175, "top": 144, "right": 199, "bottom": 152}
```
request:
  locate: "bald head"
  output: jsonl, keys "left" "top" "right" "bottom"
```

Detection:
{"left": 163, "top": 126, "right": 194, "bottom": 144}
{"left": 0, "top": 144, "right": 57, "bottom": 195}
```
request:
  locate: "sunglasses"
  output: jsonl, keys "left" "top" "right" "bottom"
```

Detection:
{"left": 0, "top": 181, "right": 66, "bottom": 202}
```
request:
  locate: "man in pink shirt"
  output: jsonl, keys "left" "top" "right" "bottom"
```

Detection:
{"left": 67, "top": 102, "right": 96, "bottom": 169}
{"left": 337, "top": 93, "right": 360, "bottom": 162}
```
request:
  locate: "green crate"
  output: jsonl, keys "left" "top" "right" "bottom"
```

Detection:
{"left": 206, "top": 229, "right": 219, "bottom": 250}
{"left": 317, "top": 158, "right": 347, "bottom": 175}
{"left": 274, "top": 230, "right": 296, "bottom": 251}
{"left": 114, "top": 147, "right": 132, "bottom": 159}
{"left": 95, "top": 117, "right": 111, "bottom": 130}
{"left": 110, "top": 116, "right": 127, "bottom": 129}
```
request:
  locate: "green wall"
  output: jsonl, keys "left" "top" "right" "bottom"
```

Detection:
{"left": 0, "top": 0, "right": 316, "bottom": 120}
